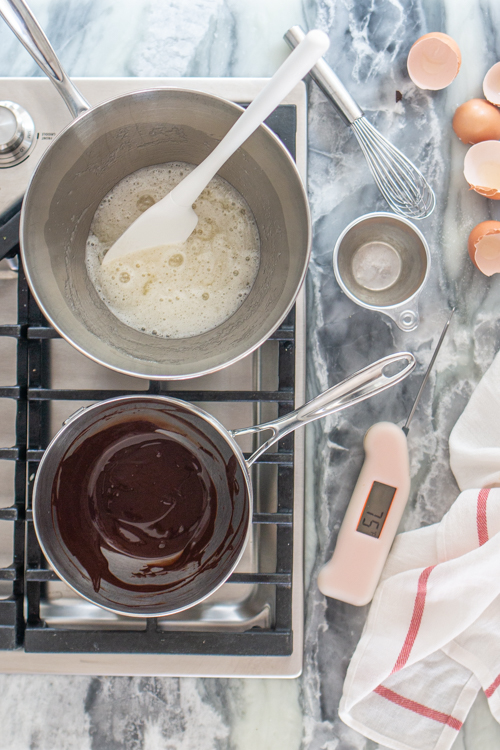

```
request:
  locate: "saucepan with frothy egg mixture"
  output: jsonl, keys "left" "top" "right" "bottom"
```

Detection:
{"left": 3, "top": 0, "right": 311, "bottom": 379}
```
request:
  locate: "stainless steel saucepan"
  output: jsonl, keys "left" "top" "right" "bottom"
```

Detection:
{"left": 0, "top": 0, "right": 311, "bottom": 379}
{"left": 33, "top": 352, "right": 415, "bottom": 617}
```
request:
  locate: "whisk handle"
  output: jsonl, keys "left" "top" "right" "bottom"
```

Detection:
{"left": 284, "top": 25, "right": 363, "bottom": 125}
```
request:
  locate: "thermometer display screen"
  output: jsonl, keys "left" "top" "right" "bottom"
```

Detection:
{"left": 357, "top": 481, "right": 397, "bottom": 539}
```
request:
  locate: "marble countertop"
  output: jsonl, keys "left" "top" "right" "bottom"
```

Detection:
{"left": 1, "top": 0, "right": 500, "bottom": 748}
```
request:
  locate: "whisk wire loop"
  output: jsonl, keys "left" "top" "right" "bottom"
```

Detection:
{"left": 355, "top": 129, "right": 420, "bottom": 207}
{"left": 351, "top": 117, "right": 435, "bottom": 219}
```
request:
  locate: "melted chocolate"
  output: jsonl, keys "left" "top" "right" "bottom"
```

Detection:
{"left": 52, "top": 418, "right": 219, "bottom": 593}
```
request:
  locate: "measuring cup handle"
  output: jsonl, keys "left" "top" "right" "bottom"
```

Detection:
{"left": 396, "top": 308, "right": 420, "bottom": 332}
{"left": 0, "top": 0, "right": 90, "bottom": 117}
{"left": 231, "top": 352, "right": 416, "bottom": 466}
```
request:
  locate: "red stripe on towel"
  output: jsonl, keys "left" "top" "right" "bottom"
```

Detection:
{"left": 485, "top": 674, "right": 500, "bottom": 698}
{"left": 392, "top": 565, "right": 435, "bottom": 673}
{"left": 477, "top": 489, "right": 490, "bottom": 546}
{"left": 374, "top": 685, "right": 463, "bottom": 731}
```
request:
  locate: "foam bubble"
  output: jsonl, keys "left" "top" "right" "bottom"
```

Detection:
{"left": 85, "top": 163, "right": 260, "bottom": 338}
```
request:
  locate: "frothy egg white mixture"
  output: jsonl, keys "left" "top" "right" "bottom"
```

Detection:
{"left": 85, "top": 162, "right": 260, "bottom": 338}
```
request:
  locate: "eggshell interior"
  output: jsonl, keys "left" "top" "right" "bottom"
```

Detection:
{"left": 483, "top": 62, "right": 500, "bottom": 106}
{"left": 407, "top": 32, "right": 461, "bottom": 90}
{"left": 463, "top": 141, "right": 500, "bottom": 199}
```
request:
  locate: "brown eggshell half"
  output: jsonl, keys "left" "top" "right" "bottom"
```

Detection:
{"left": 407, "top": 32, "right": 461, "bottom": 90}
{"left": 453, "top": 99, "right": 500, "bottom": 144}
{"left": 483, "top": 62, "right": 500, "bottom": 106}
{"left": 463, "top": 141, "right": 500, "bottom": 200}
{"left": 468, "top": 220, "right": 500, "bottom": 275}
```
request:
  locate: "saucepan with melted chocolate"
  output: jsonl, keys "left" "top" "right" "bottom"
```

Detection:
{"left": 32, "top": 352, "right": 415, "bottom": 617}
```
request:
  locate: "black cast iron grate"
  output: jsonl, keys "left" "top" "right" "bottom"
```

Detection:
{"left": 0, "top": 105, "right": 299, "bottom": 657}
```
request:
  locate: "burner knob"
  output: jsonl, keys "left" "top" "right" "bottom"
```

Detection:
{"left": 0, "top": 107, "right": 22, "bottom": 151}
{"left": 0, "top": 101, "right": 36, "bottom": 168}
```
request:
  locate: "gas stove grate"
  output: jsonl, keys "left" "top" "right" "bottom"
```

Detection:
{"left": 0, "top": 104, "right": 300, "bottom": 658}
{"left": 0, "top": 272, "right": 296, "bottom": 656}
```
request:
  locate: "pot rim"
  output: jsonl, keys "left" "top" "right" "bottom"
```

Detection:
{"left": 20, "top": 86, "right": 312, "bottom": 380}
{"left": 32, "top": 394, "right": 254, "bottom": 618}
{"left": 332, "top": 210, "right": 431, "bottom": 312}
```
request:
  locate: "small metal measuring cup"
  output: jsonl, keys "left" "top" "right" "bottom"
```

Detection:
{"left": 333, "top": 212, "right": 430, "bottom": 332}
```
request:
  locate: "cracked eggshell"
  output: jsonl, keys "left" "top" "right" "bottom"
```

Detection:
{"left": 452, "top": 99, "right": 500, "bottom": 144}
{"left": 483, "top": 62, "right": 500, "bottom": 106}
{"left": 407, "top": 32, "right": 461, "bottom": 90}
{"left": 468, "top": 220, "right": 500, "bottom": 275}
{"left": 463, "top": 141, "right": 500, "bottom": 199}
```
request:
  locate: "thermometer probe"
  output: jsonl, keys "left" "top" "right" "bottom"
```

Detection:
{"left": 318, "top": 311, "right": 454, "bottom": 606}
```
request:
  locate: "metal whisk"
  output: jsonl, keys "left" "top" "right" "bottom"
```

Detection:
{"left": 285, "top": 26, "right": 435, "bottom": 220}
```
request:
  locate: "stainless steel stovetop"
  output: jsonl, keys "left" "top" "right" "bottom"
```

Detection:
{"left": 0, "top": 77, "right": 307, "bottom": 677}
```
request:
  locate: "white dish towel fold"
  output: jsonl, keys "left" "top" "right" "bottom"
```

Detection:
{"left": 339, "top": 349, "right": 500, "bottom": 750}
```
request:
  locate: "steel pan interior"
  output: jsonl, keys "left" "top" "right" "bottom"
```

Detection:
{"left": 335, "top": 213, "right": 429, "bottom": 308}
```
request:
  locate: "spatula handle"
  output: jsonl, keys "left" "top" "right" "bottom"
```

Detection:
{"left": 284, "top": 25, "right": 363, "bottom": 125}
{"left": 170, "top": 29, "right": 330, "bottom": 208}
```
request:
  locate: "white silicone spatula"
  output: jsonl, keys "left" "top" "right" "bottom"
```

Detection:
{"left": 102, "top": 29, "right": 329, "bottom": 265}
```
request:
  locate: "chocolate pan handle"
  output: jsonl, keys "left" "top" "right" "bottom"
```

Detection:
{"left": 230, "top": 352, "right": 415, "bottom": 466}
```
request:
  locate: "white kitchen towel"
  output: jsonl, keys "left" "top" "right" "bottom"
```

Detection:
{"left": 449, "top": 349, "right": 500, "bottom": 490}
{"left": 339, "top": 349, "right": 500, "bottom": 750}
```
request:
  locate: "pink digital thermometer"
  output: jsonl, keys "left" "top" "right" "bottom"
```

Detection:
{"left": 317, "top": 422, "right": 410, "bottom": 606}
{"left": 318, "top": 311, "right": 453, "bottom": 606}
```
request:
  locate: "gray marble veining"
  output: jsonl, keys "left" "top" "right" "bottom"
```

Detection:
{"left": 1, "top": 0, "right": 500, "bottom": 748}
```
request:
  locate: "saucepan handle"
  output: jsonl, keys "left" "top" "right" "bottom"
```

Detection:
{"left": 230, "top": 352, "right": 415, "bottom": 466}
{"left": 0, "top": 0, "right": 90, "bottom": 117}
